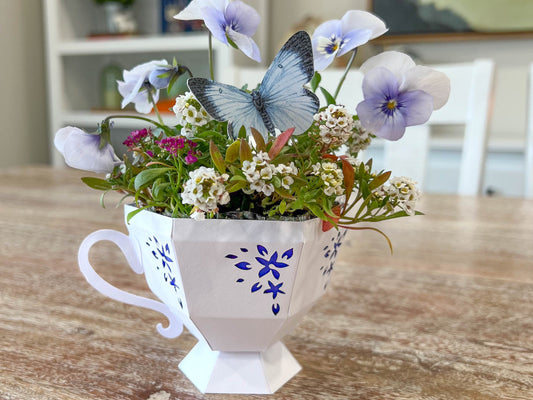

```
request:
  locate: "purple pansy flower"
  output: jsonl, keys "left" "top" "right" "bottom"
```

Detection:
{"left": 54, "top": 126, "right": 121, "bottom": 173}
{"left": 118, "top": 59, "right": 167, "bottom": 114}
{"left": 174, "top": 0, "right": 261, "bottom": 62}
{"left": 311, "top": 10, "right": 387, "bottom": 71}
{"left": 356, "top": 51, "right": 451, "bottom": 141}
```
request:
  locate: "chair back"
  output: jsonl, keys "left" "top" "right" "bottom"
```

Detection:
{"left": 525, "top": 63, "right": 533, "bottom": 197}
{"left": 383, "top": 59, "right": 495, "bottom": 195}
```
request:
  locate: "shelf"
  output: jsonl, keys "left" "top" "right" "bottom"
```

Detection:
{"left": 61, "top": 111, "right": 177, "bottom": 129}
{"left": 57, "top": 33, "right": 215, "bottom": 56}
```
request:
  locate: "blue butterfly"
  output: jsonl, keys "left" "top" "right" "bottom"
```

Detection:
{"left": 187, "top": 31, "right": 320, "bottom": 139}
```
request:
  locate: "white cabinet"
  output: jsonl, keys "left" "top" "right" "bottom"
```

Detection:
{"left": 43, "top": 0, "right": 234, "bottom": 166}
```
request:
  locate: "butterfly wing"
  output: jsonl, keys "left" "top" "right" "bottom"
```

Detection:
{"left": 259, "top": 31, "right": 320, "bottom": 135}
{"left": 187, "top": 78, "right": 266, "bottom": 138}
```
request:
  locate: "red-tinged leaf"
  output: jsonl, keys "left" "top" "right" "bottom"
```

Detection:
{"left": 341, "top": 159, "right": 355, "bottom": 211}
{"left": 322, "top": 205, "right": 341, "bottom": 232}
{"left": 225, "top": 140, "right": 241, "bottom": 163}
{"left": 250, "top": 127, "right": 266, "bottom": 152}
{"left": 209, "top": 141, "right": 226, "bottom": 174}
{"left": 268, "top": 127, "right": 295, "bottom": 160}
{"left": 322, "top": 153, "right": 338, "bottom": 161}
{"left": 240, "top": 139, "right": 253, "bottom": 164}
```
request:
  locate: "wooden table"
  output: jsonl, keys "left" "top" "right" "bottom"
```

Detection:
{"left": 1, "top": 166, "right": 532, "bottom": 400}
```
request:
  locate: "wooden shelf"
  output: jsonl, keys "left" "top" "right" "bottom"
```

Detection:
{"left": 58, "top": 33, "right": 214, "bottom": 55}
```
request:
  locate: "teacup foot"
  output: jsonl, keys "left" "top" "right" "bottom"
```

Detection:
{"left": 179, "top": 340, "right": 301, "bottom": 394}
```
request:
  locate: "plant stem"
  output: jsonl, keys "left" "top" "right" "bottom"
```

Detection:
{"left": 104, "top": 114, "right": 167, "bottom": 131}
{"left": 208, "top": 32, "right": 214, "bottom": 80}
{"left": 333, "top": 49, "right": 357, "bottom": 101}
{"left": 147, "top": 90, "right": 164, "bottom": 125}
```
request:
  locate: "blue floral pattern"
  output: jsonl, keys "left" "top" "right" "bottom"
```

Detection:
{"left": 146, "top": 236, "right": 184, "bottom": 310}
{"left": 226, "top": 245, "right": 294, "bottom": 316}
{"left": 320, "top": 230, "right": 346, "bottom": 289}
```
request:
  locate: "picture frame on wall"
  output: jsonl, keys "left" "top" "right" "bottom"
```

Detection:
{"left": 371, "top": 0, "right": 533, "bottom": 43}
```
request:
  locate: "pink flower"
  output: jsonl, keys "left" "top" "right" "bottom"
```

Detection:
{"left": 123, "top": 128, "right": 152, "bottom": 148}
{"left": 157, "top": 136, "right": 186, "bottom": 156}
{"left": 185, "top": 150, "right": 198, "bottom": 164}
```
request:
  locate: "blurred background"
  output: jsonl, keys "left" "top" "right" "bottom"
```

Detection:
{"left": 2, "top": 0, "right": 533, "bottom": 196}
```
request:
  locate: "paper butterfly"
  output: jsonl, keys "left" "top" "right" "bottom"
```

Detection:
{"left": 187, "top": 31, "right": 320, "bottom": 139}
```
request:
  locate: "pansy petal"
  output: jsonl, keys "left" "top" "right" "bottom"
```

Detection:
{"left": 174, "top": 0, "right": 224, "bottom": 20}
{"left": 312, "top": 50, "right": 335, "bottom": 71}
{"left": 340, "top": 10, "right": 387, "bottom": 40}
{"left": 227, "top": 29, "right": 261, "bottom": 62}
{"left": 202, "top": 6, "right": 228, "bottom": 44}
{"left": 149, "top": 67, "right": 172, "bottom": 89}
{"left": 62, "top": 131, "right": 121, "bottom": 173}
{"left": 54, "top": 126, "right": 81, "bottom": 154}
{"left": 378, "top": 110, "right": 407, "bottom": 141}
{"left": 361, "top": 66, "right": 400, "bottom": 100}
{"left": 356, "top": 97, "right": 387, "bottom": 134}
{"left": 336, "top": 29, "right": 372, "bottom": 57}
{"left": 402, "top": 66, "right": 451, "bottom": 110}
{"left": 360, "top": 51, "right": 415, "bottom": 83}
{"left": 398, "top": 90, "right": 434, "bottom": 126}
{"left": 312, "top": 19, "right": 342, "bottom": 41}
{"left": 225, "top": 0, "right": 260, "bottom": 37}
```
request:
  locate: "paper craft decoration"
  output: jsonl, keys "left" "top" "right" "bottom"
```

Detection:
{"left": 187, "top": 31, "right": 320, "bottom": 139}
{"left": 78, "top": 205, "right": 346, "bottom": 394}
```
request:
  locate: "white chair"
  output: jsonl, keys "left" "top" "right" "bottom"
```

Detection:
{"left": 525, "top": 63, "right": 533, "bottom": 198}
{"left": 383, "top": 59, "right": 495, "bottom": 196}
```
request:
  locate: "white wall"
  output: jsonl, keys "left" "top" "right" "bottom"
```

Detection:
{"left": 0, "top": 0, "right": 48, "bottom": 167}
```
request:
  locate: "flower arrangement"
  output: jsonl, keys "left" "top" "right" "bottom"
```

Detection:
{"left": 55, "top": 2, "right": 450, "bottom": 244}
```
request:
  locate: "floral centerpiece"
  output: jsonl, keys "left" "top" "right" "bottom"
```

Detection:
{"left": 55, "top": 2, "right": 449, "bottom": 240}
{"left": 62, "top": 2, "right": 450, "bottom": 394}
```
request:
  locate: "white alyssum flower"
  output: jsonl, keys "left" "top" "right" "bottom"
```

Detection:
{"left": 182, "top": 167, "right": 230, "bottom": 213}
{"left": 347, "top": 120, "right": 372, "bottom": 154}
{"left": 242, "top": 152, "right": 298, "bottom": 196}
{"left": 173, "top": 91, "right": 212, "bottom": 129}
{"left": 377, "top": 176, "right": 421, "bottom": 216}
{"left": 312, "top": 161, "right": 345, "bottom": 196}
{"left": 313, "top": 104, "right": 354, "bottom": 146}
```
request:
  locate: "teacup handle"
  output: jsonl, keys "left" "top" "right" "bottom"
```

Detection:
{"left": 78, "top": 229, "right": 183, "bottom": 339}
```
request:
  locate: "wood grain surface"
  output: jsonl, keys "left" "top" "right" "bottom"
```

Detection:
{"left": 1, "top": 166, "right": 532, "bottom": 399}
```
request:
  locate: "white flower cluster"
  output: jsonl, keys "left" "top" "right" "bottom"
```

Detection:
{"left": 313, "top": 104, "right": 354, "bottom": 146}
{"left": 377, "top": 176, "right": 421, "bottom": 216}
{"left": 242, "top": 151, "right": 298, "bottom": 196}
{"left": 173, "top": 91, "right": 212, "bottom": 137}
{"left": 182, "top": 166, "right": 230, "bottom": 219}
{"left": 346, "top": 120, "right": 372, "bottom": 154}
{"left": 312, "top": 161, "right": 344, "bottom": 196}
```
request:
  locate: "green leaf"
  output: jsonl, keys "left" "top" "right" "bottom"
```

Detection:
{"left": 279, "top": 200, "right": 287, "bottom": 214}
{"left": 126, "top": 206, "right": 152, "bottom": 224}
{"left": 210, "top": 140, "right": 226, "bottom": 173}
{"left": 134, "top": 168, "right": 171, "bottom": 191}
{"left": 225, "top": 140, "right": 241, "bottom": 163}
{"left": 320, "top": 87, "right": 336, "bottom": 106}
{"left": 81, "top": 177, "right": 113, "bottom": 191}
{"left": 368, "top": 171, "right": 391, "bottom": 191}
{"left": 226, "top": 180, "right": 248, "bottom": 193}
{"left": 310, "top": 72, "right": 321, "bottom": 93}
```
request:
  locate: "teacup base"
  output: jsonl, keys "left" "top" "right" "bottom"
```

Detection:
{"left": 179, "top": 340, "right": 301, "bottom": 394}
